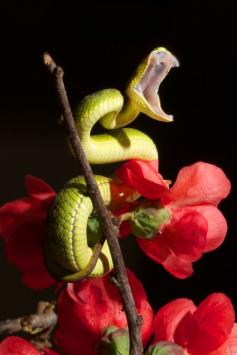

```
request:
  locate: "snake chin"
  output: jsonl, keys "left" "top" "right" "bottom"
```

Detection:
{"left": 135, "top": 49, "right": 179, "bottom": 121}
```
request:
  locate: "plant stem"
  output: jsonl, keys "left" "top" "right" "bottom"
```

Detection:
{"left": 0, "top": 302, "right": 57, "bottom": 349}
{"left": 43, "top": 53, "right": 143, "bottom": 355}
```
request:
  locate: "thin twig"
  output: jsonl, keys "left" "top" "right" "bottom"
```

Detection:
{"left": 0, "top": 318, "right": 22, "bottom": 335}
{"left": 43, "top": 52, "right": 143, "bottom": 355}
{"left": 0, "top": 301, "right": 57, "bottom": 341}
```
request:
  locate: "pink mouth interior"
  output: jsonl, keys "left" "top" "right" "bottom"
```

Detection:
{"left": 135, "top": 50, "right": 179, "bottom": 120}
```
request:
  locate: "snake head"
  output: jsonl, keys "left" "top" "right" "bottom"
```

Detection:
{"left": 126, "top": 47, "right": 179, "bottom": 122}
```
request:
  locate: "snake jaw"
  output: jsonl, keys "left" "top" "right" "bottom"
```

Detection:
{"left": 128, "top": 47, "right": 179, "bottom": 122}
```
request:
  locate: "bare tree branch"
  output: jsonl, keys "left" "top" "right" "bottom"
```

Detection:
{"left": 0, "top": 301, "right": 57, "bottom": 349}
{"left": 43, "top": 52, "right": 143, "bottom": 355}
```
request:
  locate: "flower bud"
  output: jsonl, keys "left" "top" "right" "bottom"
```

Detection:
{"left": 98, "top": 326, "right": 129, "bottom": 355}
{"left": 145, "top": 341, "right": 186, "bottom": 355}
{"left": 129, "top": 205, "right": 170, "bottom": 239}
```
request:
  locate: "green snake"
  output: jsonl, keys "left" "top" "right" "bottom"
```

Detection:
{"left": 45, "top": 47, "right": 179, "bottom": 282}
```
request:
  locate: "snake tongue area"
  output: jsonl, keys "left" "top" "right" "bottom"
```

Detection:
{"left": 134, "top": 48, "right": 179, "bottom": 122}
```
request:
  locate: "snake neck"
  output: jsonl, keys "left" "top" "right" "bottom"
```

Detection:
{"left": 74, "top": 88, "right": 158, "bottom": 164}
{"left": 100, "top": 95, "right": 140, "bottom": 130}
{"left": 75, "top": 89, "right": 139, "bottom": 136}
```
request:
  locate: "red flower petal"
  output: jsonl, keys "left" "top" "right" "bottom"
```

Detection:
{"left": 119, "top": 220, "right": 132, "bottom": 238}
{"left": 163, "top": 208, "right": 207, "bottom": 261}
{"left": 162, "top": 162, "right": 231, "bottom": 207}
{"left": 72, "top": 269, "right": 153, "bottom": 344}
{"left": 191, "top": 205, "right": 228, "bottom": 252}
{"left": 3, "top": 222, "right": 55, "bottom": 289}
{"left": 4, "top": 223, "right": 45, "bottom": 270}
{"left": 186, "top": 293, "right": 235, "bottom": 354}
{"left": 126, "top": 270, "right": 154, "bottom": 346}
{"left": 0, "top": 198, "right": 45, "bottom": 240}
{"left": 22, "top": 265, "right": 56, "bottom": 290}
{"left": 137, "top": 208, "right": 207, "bottom": 278}
{"left": 113, "top": 203, "right": 134, "bottom": 239}
{"left": 153, "top": 294, "right": 236, "bottom": 355}
{"left": 0, "top": 175, "right": 56, "bottom": 290}
{"left": 0, "top": 336, "right": 42, "bottom": 355}
{"left": 109, "top": 181, "right": 139, "bottom": 211}
{"left": 153, "top": 298, "right": 196, "bottom": 343}
{"left": 209, "top": 323, "right": 237, "bottom": 355}
{"left": 161, "top": 253, "right": 194, "bottom": 279}
{"left": 115, "top": 159, "right": 168, "bottom": 199}
{"left": 137, "top": 234, "right": 170, "bottom": 264}
{"left": 137, "top": 235, "right": 194, "bottom": 279}
{"left": 174, "top": 309, "right": 193, "bottom": 348}
{"left": 55, "top": 269, "right": 153, "bottom": 354}
{"left": 25, "top": 175, "right": 56, "bottom": 204}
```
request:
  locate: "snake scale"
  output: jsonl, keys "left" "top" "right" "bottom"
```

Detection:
{"left": 45, "top": 47, "right": 179, "bottom": 282}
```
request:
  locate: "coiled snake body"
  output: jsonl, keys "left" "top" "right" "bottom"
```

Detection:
{"left": 45, "top": 48, "right": 179, "bottom": 281}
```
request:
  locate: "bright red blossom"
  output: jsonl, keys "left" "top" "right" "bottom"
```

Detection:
{"left": 0, "top": 336, "right": 59, "bottom": 355}
{"left": 115, "top": 159, "right": 168, "bottom": 200}
{"left": 0, "top": 175, "right": 56, "bottom": 289}
{"left": 153, "top": 293, "right": 237, "bottom": 355}
{"left": 115, "top": 160, "right": 231, "bottom": 278}
{"left": 55, "top": 269, "right": 154, "bottom": 355}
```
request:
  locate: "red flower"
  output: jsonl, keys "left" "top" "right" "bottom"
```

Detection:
{"left": 116, "top": 159, "right": 168, "bottom": 200}
{"left": 0, "top": 336, "right": 59, "bottom": 355}
{"left": 116, "top": 160, "right": 231, "bottom": 278}
{"left": 0, "top": 175, "right": 56, "bottom": 289}
{"left": 55, "top": 269, "right": 154, "bottom": 355}
{"left": 153, "top": 293, "right": 237, "bottom": 355}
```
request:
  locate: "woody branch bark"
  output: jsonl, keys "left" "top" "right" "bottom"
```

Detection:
{"left": 0, "top": 301, "right": 57, "bottom": 349}
{"left": 43, "top": 53, "right": 143, "bottom": 355}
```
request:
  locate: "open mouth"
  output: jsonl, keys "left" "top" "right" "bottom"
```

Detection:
{"left": 135, "top": 50, "right": 179, "bottom": 121}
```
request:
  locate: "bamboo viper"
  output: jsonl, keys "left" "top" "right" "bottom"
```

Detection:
{"left": 45, "top": 47, "right": 179, "bottom": 282}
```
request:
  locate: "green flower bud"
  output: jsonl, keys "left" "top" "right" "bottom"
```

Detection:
{"left": 98, "top": 326, "right": 129, "bottom": 355}
{"left": 129, "top": 205, "right": 170, "bottom": 239}
{"left": 145, "top": 341, "right": 187, "bottom": 355}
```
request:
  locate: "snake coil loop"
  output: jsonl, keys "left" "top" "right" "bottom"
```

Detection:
{"left": 45, "top": 47, "right": 179, "bottom": 281}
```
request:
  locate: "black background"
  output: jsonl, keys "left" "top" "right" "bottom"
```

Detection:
{"left": 0, "top": 0, "right": 236, "bottom": 322}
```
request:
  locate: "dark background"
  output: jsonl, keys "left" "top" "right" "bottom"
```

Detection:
{"left": 0, "top": 0, "right": 236, "bottom": 321}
